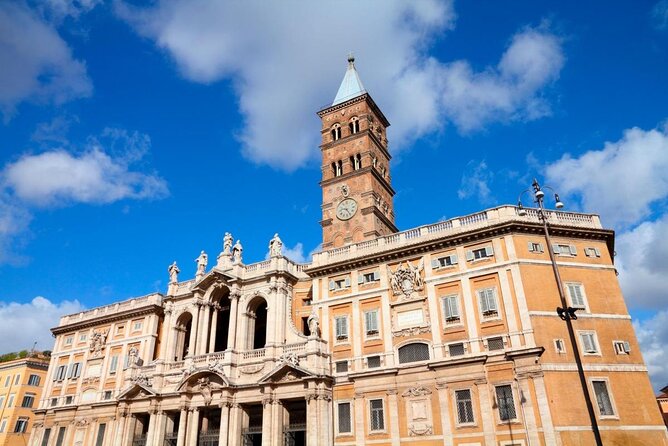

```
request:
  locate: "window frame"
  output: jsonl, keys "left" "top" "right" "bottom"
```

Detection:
{"left": 467, "top": 246, "right": 494, "bottom": 261}
{"left": 494, "top": 384, "right": 518, "bottom": 423}
{"left": 363, "top": 309, "right": 380, "bottom": 338}
{"left": 358, "top": 271, "right": 380, "bottom": 285}
{"left": 578, "top": 330, "right": 601, "bottom": 356}
{"left": 7, "top": 394, "right": 14, "bottom": 407}
{"left": 334, "top": 360, "right": 349, "bottom": 374}
{"left": 109, "top": 355, "right": 119, "bottom": 374}
{"left": 13, "top": 417, "right": 28, "bottom": 433}
{"left": 28, "top": 374, "right": 41, "bottom": 386}
{"left": 454, "top": 388, "right": 476, "bottom": 426}
{"left": 132, "top": 320, "right": 143, "bottom": 332}
{"left": 63, "top": 335, "right": 73, "bottom": 346}
{"left": 447, "top": 341, "right": 466, "bottom": 358}
{"left": 565, "top": 282, "right": 589, "bottom": 311}
{"left": 336, "top": 400, "right": 353, "bottom": 435}
{"left": 334, "top": 316, "right": 350, "bottom": 344}
{"left": 432, "top": 254, "right": 458, "bottom": 269}
{"left": 486, "top": 336, "right": 506, "bottom": 352}
{"left": 613, "top": 340, "right": 631, "bottom": 355}
{"left": 590, "top": 378, "right": 618, "bottom": 419}
{"left": 397, "top": 342, "right": 431, "bottom": 365}
{"left": 0, "top": 418, "right": 6, "bottom": 433}
{"left": 21, "top": 393, "right": 35, "bottom": 408}
{"left": 584, "top": 247, "right": 601, "bottom": 258}
{"left": 477, "top": 287, "right": 500, "bottom": 320}
{"left": 553, "top": 243, "right": 577, "bottom": 257}
{"left": 527, "top": 241, "right": 544, "bottom": 253}
{"left": 368, "top": 398, "right": 386, "bottom": 433}
{"left": 441, "top": 294, "right": 461, "bottom": 325}
{"left": 554, "top": 338, "right": 566, "bottom": 354}
{"left": 366, "top": 355, "right": 382, "bottom": 369}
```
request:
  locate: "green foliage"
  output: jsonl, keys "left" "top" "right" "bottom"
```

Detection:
{"left": 0, "top": 350, "right": 49, "bottom": 363}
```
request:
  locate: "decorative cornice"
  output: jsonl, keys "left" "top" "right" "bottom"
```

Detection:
{"left": 52, "top": 304, "right": 163, "bottom": 335}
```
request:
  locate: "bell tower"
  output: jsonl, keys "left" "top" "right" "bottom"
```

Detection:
{"left": 317, "top": 56, "right": 398, "bottom": 249}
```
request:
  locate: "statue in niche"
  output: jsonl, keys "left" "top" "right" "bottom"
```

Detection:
{"left": 168, "top": 261, "right": 180, "bottom": 284}
{"left": 223, "top": 232, "right": 234, "bottom": 255}
{"left": 232, "top": 240, "right": 243, "bottom": 264}
{"left": 269, "top": 233, "right": 283, "bottom": 257}
{"left": 89, "top": 329, "right": 108, "bottom": 357}
{"left": 307, "top": 310, "right": 320, "bottom": 337}
{"left": 388, "top": 259, "right": 424, "bottom": 299}
{"left": 195, "top": 251, "right": 208, "bottom": 278}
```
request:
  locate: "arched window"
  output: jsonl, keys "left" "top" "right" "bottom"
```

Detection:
{"left": 332, "top": 162, "right": 337, "bottom": 177}
{"left": 336, "top": 160, "right": 343, "bottom": 177}
{"left": 247, "top": 297, "right": 268, "bottom": 350}
{"left": 355, "top": 153, "right": 362, "bottom": 170}
{"left": 174, "top": 312, "right": 193, "bottom": 361}
{"left": 398, "top": 343, "right": 430, "bottom": 364}
{"left": 210, "top": 289, "right": 231, "bottom": 352}
{"left": 331, "top": 124, "right": 341, "bottom": 141}
{"left": 349, "top": 117, "right": 360, "bottom": 134}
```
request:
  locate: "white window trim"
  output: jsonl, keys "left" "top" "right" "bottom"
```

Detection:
{"left": 466, "top": 246, "right": 494, "bottom": 262}
{"left": 564, "top": 282, "right": 589, "bottom": 312}
{"left": 584, "top": 247, "right": 602, "bottom": 258}
{"left": 441, "top": 294, "right": 462, "bottom": 326}
{"left": 577, "top": 330, "right": 601, "bottom": 356}
{"left": 477, "top": 287, "right": 501, "bottom": 321}
{"left": 612, "top": 340, "right": 631, "bottom": 355}
{"left": 363, "top": 309, "right": 381, "bottom": 339}
{"left": 553, "top": 243, "right": 578, "bottom": 257}
{"left": 484, "top": 335, "right": 507, "bottom": 353}
{"left": 63, "top": 336, "right": 73, "bottom": 346}
{"left": 365, "top": 354, "right": 383, "bottom": 369}
{"left": 132, "top": 321, "right": 143, "bottom": 332}
{"left": 527, "top": 241, "right": 544, "bottom": 253}
{"left": 334, "top": 316, "right": 350, "bottom": 345}
{"left": 554, "top": 338, "right": 566, "bottom": 354}
{"left": 494, "top": 383, "right": 520, "bottom": 424}
{"left": 367, "top": 397, "right": 387, "bottom": 433}
{"left": 431, "top": 254, "right": 458, "bottom": 270}
{"left": 445, "top": 341, "right": 468, "bottom": 358}
{"left": 358, "top": 271, "right": 380, "bottom": 285}
{"left": 335, "top": 400, "right": 354, "bottom": 436}
{"left": 589, "top": 377, "right": 619, "bottom": 419}
{"left": 334, "top": 359, "right": 350, "bottom": 375}
{"left": 0, "top": 419, "right": 6, "bottom": 433}
{"left": 453, "top": 387, "right": 477, "bottom": 427}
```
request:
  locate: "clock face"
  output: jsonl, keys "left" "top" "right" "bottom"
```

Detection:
{"left": 336, "top": 198, "right": 358, "bottom": 221}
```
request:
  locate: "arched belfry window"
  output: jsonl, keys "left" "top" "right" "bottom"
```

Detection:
{"left": 398, "top": 342, "right": 430, "bottom": 364}
{"left": 331, "top": 124, "right": 341, "bottom": 141}
{"left": 246, "top": 297, "right": 268, "bottom": 350}
{"left": 350, "top": 154, "right": 361, "bottom": 171}
{"left": 349, "top": 117, "right": 360, "bottom": 134}
{"left": 174, "top": 312, "right": 193, "bottom": 361}
{"left": 336, "top": 160, "right": 343, "bottom": 177}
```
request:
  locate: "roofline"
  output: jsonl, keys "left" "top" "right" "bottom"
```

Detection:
{"left": 317, "top": 93, "right": 390, "bottom": 127}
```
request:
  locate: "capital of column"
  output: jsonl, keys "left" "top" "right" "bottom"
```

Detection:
{"left": 229, "top": 290, "right": 241, "bottom": 300}
{"left": 435, "top": 380, "right": 448, "bottom": 390}
{"left": 385, "top": 389, "right": 398, "bottom": 396}
{"left": 305, "top": 392, "right": 318, "bottom": 402}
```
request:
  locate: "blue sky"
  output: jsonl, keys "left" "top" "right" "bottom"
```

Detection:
{"left": 1, "top": 0, "right": 668, "bottom": 389}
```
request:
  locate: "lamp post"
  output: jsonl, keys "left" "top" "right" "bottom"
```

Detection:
{"left": 517, "top": 179, "right": 603, "bottom": 446}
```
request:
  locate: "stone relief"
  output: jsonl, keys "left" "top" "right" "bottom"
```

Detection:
{"left": 181, "top": 361, "right": 197, "bottom": 379}
{"left": 239, "top": 363, "right": 265, "bottom": 375}
{"left": 392, "top": 326, "right": 431, "bottom": 338}
{"left": 132, "top": 373, "right": 150, "bottom": 387}
{"left": 208, "top": 360, "right": 225, "bottom": 376}
{"left": 402, "top": 386, "right": 432, "bottom": 397}
{"left": 388, "top": 259, "right": 424, "bottom": 299}
{"left": 198, "top": 377, "right": 213, "bottom": 405}
{"left": 279, "top": 352, "right": 299, "bottom": 366}
{"left": 408, "top": 423, "right": 433, "bottom": 436}
{"left": 89, "top": 329, "right": 108, "bottom": 357}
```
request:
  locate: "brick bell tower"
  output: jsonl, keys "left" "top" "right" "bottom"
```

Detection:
{"left": 317, "top": 56, "right": 398, "bottom": 249}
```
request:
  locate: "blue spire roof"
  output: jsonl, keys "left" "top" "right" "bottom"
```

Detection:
{"left": 332, "top": 55, "right": 366, "bottom": 106}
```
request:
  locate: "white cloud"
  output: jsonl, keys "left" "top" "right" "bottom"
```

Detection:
{"left": 0, "top": 296, "right": 84, "bottom": 353}
{"left": 653, "top": 0, "right": 668, "bottom": 30}
{"left": 545, "top": 124, "right": 668, "bottom": 228}
{"left": 2, "top": 129, "right": 168, "bottom": 207}
{"left": 634, "top": 310, "right": 668, "bottom": 391}
{"left": 37, "top": 0, "right": 102, "bottom": 20}
{"left": 439, "top": 26, "right": 564, "bottom": 131}
{"left": 0, "top": 2, "right": 92, "bottom": 119}
{"left": 616, "top": 215, "right": 668, "bottom": 309}
{"left": 115, "top": 1, "right": 563, "bottom": 170}
{"left": 457, "top": 160, "right": 493, "bottom": 203}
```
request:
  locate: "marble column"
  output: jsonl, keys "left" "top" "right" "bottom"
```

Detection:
{"left": 209, "top": 306, "right": 219, "bottom": 353}
{"left": 228, "top": 404, "right": 242, "bottom": 446}
{"left": 475, "top": 380, "right": 496, "bottom": 446}
{"left": 219, "top": 402, "right": 231, "bottom": 446}
{"left": 188, "top": 302, "right": 201, "bottom": 357}
{"left": 353, "top": 393, "right": 365, "bottom": 446}
{"left": 306, "top": 393, "right": 318, "bottom": 446}
{"left": 318, "top": 393, "right": 333, "bottom": 446}
{"left": 517, "top": 378, "right": 540, "bottom": 446}
{"left": 261, "top": 397, "right": 273, "bottom": 446}
{"left": 145, "top": 412, "right": 157, "bottom": 445}
{"left": 186, "top": 408, "right": 200, "bottom": 445}
{"left": 198, "top": 304, "right": 211, "bottom": 355}
{"left": 271, "top": 399, "right": 283, "bottom": 446}
{"left": 113, "top": 415, "right": 126, "bottom": 446}
{"left": 152, "top": 411, "right": 167, "bottom": 446}
{"left": 159, "top": 309, "right": 173, "bottom": 360}
{"left": 436, "top": 381, "right": 454, "bottom": 446}
{"left": 175, "top": 408, "right": 188, "bottom": 446}
{"left": 387, "top": 390, "right": 400, "bottom": 446}
{"left": 123, "top": 416, "right": 137, "bottom": 446}
{"left": 227, "top": 293, "right": 240, "bottom": 350}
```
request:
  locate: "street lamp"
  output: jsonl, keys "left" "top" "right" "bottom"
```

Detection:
{"left": 517, "top": 178, "right": 603, "bottom": 446}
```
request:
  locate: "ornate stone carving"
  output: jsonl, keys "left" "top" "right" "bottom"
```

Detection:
{"left": 388, "top": 259, "right": 424, "bottom": 299}
{"left": 392, "top": 326, "right": 431, "bottom": 337}
{"left": 408, "top": 423, "right": 433, "bottom": 436}
{"left": 82, "top": 376, "right": 100, "bottom": 386}
{"left": 402, "top": 386, "right": 432, "bottom": 397}
{"left": 239, "top": 363, "right": 265, "bottom": 374}
{"left": 198, "top": 377, "right": 213, "bottom": 406}
{"left": 208, "top": 360, "right": 225, "bottom": 376}
{"left": 223, "top": 232, "right": 233, "bottom": 255}
{"left": 132, "top": 373, "right": 150, "bottom": 386}
{"left": 279, "top": 352, "right": 299, "bottom": 366}
{"left": 182, "top": 361, "right": 197, "bottom": 379}
{"left": 279, "top": 371, "right": 299, "bottom": 382}
{"left": 89, "top": 329, "right": 108, "bottom": 357}
{"left": 232, "top": 240, "right": 243, "bottom": 264}
{"left": 269, "top": 233, "right": 283, "bottom": 257}
{"left": 307, "top": 310, "right": 320, "bottom": 338}
{"left": 168, "top": 261, "right": 180, "bottom": 284}
{"left": 74, "top": 418, "right": 89, "bottom": 427}
{"left": 128, "top": 346, "right": 140, "bottom": 367}
{"left": 195, "top": 250, "right": 208, "bottom": 279}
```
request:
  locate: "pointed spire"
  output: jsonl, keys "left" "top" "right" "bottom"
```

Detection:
{"left": 332, "top": 53, "right": 367, "bottom": 106}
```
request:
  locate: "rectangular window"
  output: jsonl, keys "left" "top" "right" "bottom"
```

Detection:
{"left": 566, "top": 283, "right": 586, "bottom": 309}
{"left": 335, "top": 361, "right": 348, "bottom": 373}
{"left": 358, "top": 271, "right": 380, "bottom": 284}
{"left": 554, "top": 339, "right": 566, "bottom": 354}
{"left": 0, "top": 419, "right": 6, "bottom": 433}
{"left": 553, "top": 243, "right": 577, "bottom": 256}
{"left": 580, "top": 332, "right": 599, "bottom": 354}
{"left": 21, "top": 394, "right": 35, "bottom": 408}
{"left": 369, "top": 399, "right": 385, "bottom": 431}
{"left": 0, "top": 396, "right": 4, "bottom": 407}
{"left": 41, "top": 428, "right": 51, "bottom": 446}
{"left": 104, "top": 390, "right": 113, "bottom": 400}
{"left": 7, "top": 394, "right": 14, "bottom": 407}
{"left": 448, "top": 343, "right": 465, "bottom": 357}
{"left": 65, "top": 395, "right": 73, "bottom": 405}
{"left": 54, "top": 365, "right": 66, "bottom": 381}
{"left": 593, "top": 380, "right": 615, "bottom": 416}
{"left": 528, "top": 242, "right": 544, "bottom": 253}
{"left": 442, "top": 295, "right": 460, "bottom": 324}
{"left": 613, "top": 340, "right": 631, "bottom": 355}
{"left": 334, "top": 316, "right": 349, "bottom": 341}
{"left": 79, "top": 333, "right": 88, "bottom": 342}
{"left": 55, "top": 426, "right": 66, "bottom": 446}
{"left": 431, "top": 254, "right": 458, "bottom": 269}
{"left": 14, "top": 418, "right": 28, "bottom": 433}
{"left": 478, "top": 288, "right": 498, "bottom": 318}
{"left": 455, "top": 389, "right": 475, "bottom": 424}
{"left": 95, "top": 423, "right": 106, "bottom": 446}
{"left": 329, "top": 277, "right": 351, "bottom": 291}
{"left": 3, "top": 376, "right": 10, "bottom": 387}
{"left": 64, "top": 336, "right": 73, "bottom": 346}
{"left": 50, "top": 398, "right": 58, "bottom": 407}
{"left": 68, "top": 362, "right": 82, "bottom": 379}
{"left": 337, "top": 402, "right": 352, "bottom": 434}
{"left": 115, "top": 325, "right": 125, "bottom": 335}
{"left": 364, "top": 310, "right": 379, "bottom": 336}
{"left": 109, "top": 355, "right": 119, "bottom": 374}
{"left": 585, "top": 247, "right": 601, "bottom": 258}
{"left": 495, "top": 385, "right": 517, "bottom": 421}
{"left": 467, "top": 246, "right": 494, "bottom": 261}
{"left": 14, "top": 374, "right": 20, "bottom": 385}
{"left": 28, "top": 374, "right": 41, "bottom": 386}
{"left": 487, "top": 337, "right": 505, "bottom": 351}
{"left": 367, "top": 355, "right": 381, "bottom": 368}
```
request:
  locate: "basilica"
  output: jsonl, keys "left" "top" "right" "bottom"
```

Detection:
{"left": 29, "top": 57, "right": 668, "bottom": 446}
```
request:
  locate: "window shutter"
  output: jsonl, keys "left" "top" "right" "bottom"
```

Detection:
{"left": 583, "top": 334, "right": 595, "bottom": 352}
{"left": 450, "top": 254, "right": 458, "bottom": 264}
{"left": 485, "top": 246, "right": 494, "bottom": 257}
{"left": 528, "top": 242, "right": 534, "bottom": 252}
{"left": 594, "top": 248, "right": 601, "bottom": 257}
{"left": 479, "top": 291, "right": 489, "bottom": 313}
{"left": 358, "top": 275, "right": 364, "bottom": 285}
{"left": 552, "top": 244, "right": 560, "bottom": 254}
{"left": 335, "top": 318, "right": 342, "bottom": 338}
{"left": 466, "top": 250, "right": 474, "bottom": 261}
{"left": 487, "top": 290, "right": 497, "bottom": 311}
{"left": 329, "top": 280, "right": 335, "bottom": 291}
{"left": 443, "top": 298, "right": 452, "bottom": 319}
{"left": 344, "top": 277, "right": 351, "bottom": 288}
{"left": 373, "top": 271, "right": 380, "bottom": 281}
{"left": 431, "top": 259, "right": 439, "bottom": 269}
{"left": 623, "top": 341, "right": 630, "bottom": 353}
{"left": 569, "top": 245, "right": 577, "bottom": 255}
{"left": 66, "top": 364, "right": 73, "bottom": 379}
{"left": 538, "top": 243, "right": 544, "bottom": 253}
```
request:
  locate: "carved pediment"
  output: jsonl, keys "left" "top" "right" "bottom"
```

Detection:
{"left": 193, "top": 270, "right": 234, "bottom": 293}
{"left": 258, "top": 362, "right": 314, "bottom": 384}
{"left": 177, "top": 370, "right": 228, "bottom": 393}
{"left": 117, "top": 382, "right": 157, "bottom": 401}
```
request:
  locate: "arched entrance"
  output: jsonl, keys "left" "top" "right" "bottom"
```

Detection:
{"left": 246, "top": 297, "right": 268, "bottom": 350}
{"left": 174, "top": 312, "right": 192, "bottom": 361}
